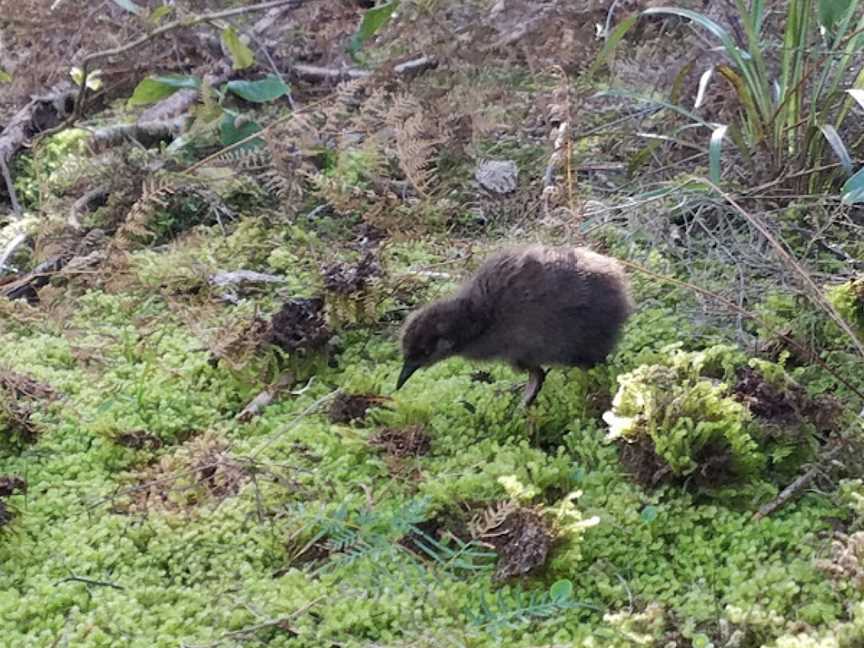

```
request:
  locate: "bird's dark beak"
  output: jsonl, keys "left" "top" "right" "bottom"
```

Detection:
{"left": 396, "top": 361, "right": 421, "bottom": 390}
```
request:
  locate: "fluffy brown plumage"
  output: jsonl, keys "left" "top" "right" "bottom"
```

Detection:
{"left": 397, "top": 245, "right": 633, "bottom": 406}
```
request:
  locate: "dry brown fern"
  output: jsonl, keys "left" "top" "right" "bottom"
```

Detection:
{"left": 117, "top": 176, "right": 179, "bottom": 247}
{"left": 386, "top": 93, "right": 444, "bottom": 196}
{"left": 467, "top": 500, "right": 519, "bottom": 540}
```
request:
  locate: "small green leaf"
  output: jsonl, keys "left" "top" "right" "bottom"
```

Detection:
{"left": 224, "top": 75, "right": 288, "bottom": 103}
{"left": 222, "top": 26, "right": 255, "bottom": 70}
{"left": 549, "top": 579, "right": 573, "bottom": 602}
{"left": 640, "top": 505, "right": 658, "bottom": 523}
{"left": 70, "top": 66, "right": 85, "bottom": 87}
{"left": 692, "top": 633, "right": 715, "bottom": 648}
{"left": 127, "top": 75, "right": 200, "bottom": 107}
{"left": 219, "top": 111, "right": 264, "bottom": 147}
{"left": 128, "top": 79, "right": 176, "bottom": 106}
{"left": 149, "top": 5, "right": 173, "bottom": 23}
{"left": 111, "top": 0, "right": 143, "bottom": 15}
{"left": 0, "top": 67, "right": 10, "bottom": 83}
{"left": 348, "top": 0, "right": 399, "bottom": 56}
{"left": 709, "top": 124, "right": 728, "bottom": 184}
{"left": 71, "top": 67, "right": 103, "bottom": 91}
{"left": 841, "top": 166, "right": 864, "bottom": 204}
{"left": 152, "top": 74, "right": 202, "bottom": 89}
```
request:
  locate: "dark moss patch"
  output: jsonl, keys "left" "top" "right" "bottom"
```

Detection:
{"left": 617, "top": 436, "right": 673, "bottom": 489}
{"left": 321, "top": 251, "right": 380, "bottom": 296}
{"left": 369, "top": 425, "right": 431, "bottom": 458}
{"left": 617, "top": 437, "right": 736, "bottom": 491}
{"left": 328, "top": 391, "right": 389, "bottom": 425}
{"left": 398, "top": 505, "right": 474, "bottom": 559}
{"left": 470, "top": 370, "right": 495, "bottom": 384}
{"left": 115, "top": 430, "right": 164, "bottom": 451}
{"left": 733, "top": 366, "right": 841, "bottom": 433}
{"left": 264, "top": 297, "right": 331, "bottom": 354}
{"left": 0, "top": 475, "right": 26, "bottom": 530}
{"left": 0, "top": 369, "right": 58, "bottom": 449}
{"left": 483, "top": 507, "right": 553, "bottom": 581}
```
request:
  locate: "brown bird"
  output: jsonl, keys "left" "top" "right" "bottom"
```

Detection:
{"left": 396, "top": 245, "right": 633, "bottom": 407}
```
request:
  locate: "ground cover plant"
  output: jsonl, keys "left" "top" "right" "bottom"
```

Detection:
{"left": 1, "top": 0, "right": 864, "bottom": 646}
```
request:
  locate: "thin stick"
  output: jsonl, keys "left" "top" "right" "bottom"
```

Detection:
{"left": 55, "top": 575, "right": 124, "bottom": 590}
{"left": 705, "top": 178, "right": 864, "bottom": 360}
{"left": 754, "top": 441, "right": 849, "bottom": 519}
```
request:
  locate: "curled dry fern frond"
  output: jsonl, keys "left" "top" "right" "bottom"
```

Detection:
{"left": 467, "top": 500, "right": 519, "bottom": 540}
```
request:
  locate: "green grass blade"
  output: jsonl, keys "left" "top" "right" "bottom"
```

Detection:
{"left": 818, "top": 124, "right": 853, "bottom": 175}
{"left": 586, "top": 14, "right": 638, "bottom": 80}
{"left": 598, "top": 89, "right": 716, "bottom": 129}
{"left": 751, "top": 0, "right": 766, "bottom": 33}
{"left": 642, "top": 7, "right": 748, "bottom": 63}
{"left": 709, "top": 124, "right": 729, "bottom": 184}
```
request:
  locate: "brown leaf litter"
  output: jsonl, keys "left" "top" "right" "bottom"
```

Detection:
{"left": 469, "top": 502, "right": 553, "bottom": 581}
{"left": 0, "top": 369, "right": 59, "bottom": 445}
{"left": 264, "top": 297, "right": 332, "bottom": 355}
{"left": 114, "top": 434, "right": 249, "bottom": 515}
{"left": 369, "top": 425, "right": 431, "bottom": 458}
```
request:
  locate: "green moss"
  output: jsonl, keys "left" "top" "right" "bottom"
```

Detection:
{"left": 828, "top": 276, "right": 864, "bottom": 340}
{"left": 0, "top": 196, "right": 856, "bottom": 648}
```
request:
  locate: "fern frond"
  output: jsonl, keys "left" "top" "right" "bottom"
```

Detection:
{"left": 386, "top": 93, "right": 443, "bottom": 196}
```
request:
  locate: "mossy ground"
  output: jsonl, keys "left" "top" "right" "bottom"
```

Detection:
{"left": 0, "top": 209, "right": 861, "bottom": 647}
{"left": 2, "top": 3, "right": 864, "bottom": 646}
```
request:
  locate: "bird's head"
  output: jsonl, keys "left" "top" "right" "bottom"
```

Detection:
{"left": 396, "top": 300, "right": 464, "bottom": 390}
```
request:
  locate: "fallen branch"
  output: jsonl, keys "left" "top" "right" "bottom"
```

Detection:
{"left": 68, "top": 185, "right": 110, "bottom": 229}
{"left": 754, "top": 441, "right": 850, "bottom": 520}
{"left": 292, "top": 56, "right": 437, "bottom": 82}
{"left": 209, "top": 269, "right": 286, "bottom": 288}
{"left": 0, "top": 231, "right": 30, "bottom": 275}
{"left": 181, "top": 597, "right": 322, "bottom": 648}
{"left": 55, "top": 575, "right": 124, "bottom": 590}
{"left": 0, "top": 159, "right": 21, "bottom": 215}
{"left": 236, "top": 372, "right": 296, "bottom": 422}
{"left": 0, "top": 229, "right": 106, "bottom": 301}
{"left": 87, "top": 117, "right": 188, "bottom": 152}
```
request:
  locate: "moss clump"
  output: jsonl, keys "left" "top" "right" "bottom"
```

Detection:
{"left": 604, "top": 345, "right": 835, "bottom": 491}
{"left": 828, "top": 276, "right": 864, "bottom": 339}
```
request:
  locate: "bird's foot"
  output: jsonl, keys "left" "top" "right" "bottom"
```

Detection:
{"left": 520, "top": 367, "right": 547, "bottom": 408}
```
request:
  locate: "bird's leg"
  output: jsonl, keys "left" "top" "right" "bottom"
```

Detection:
{"left": 521, "top": 366, "right": 547, "bottom": 408}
